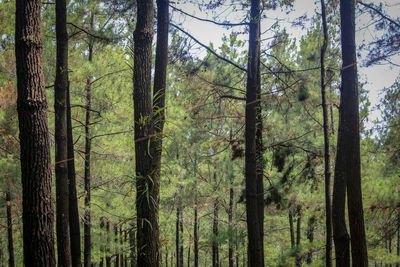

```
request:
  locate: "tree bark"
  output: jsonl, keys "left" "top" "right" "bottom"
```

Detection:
{"left": 67, "top": 77, "right": 82, "bottom": 267}
{"left": 245, "top": 0, "right": 263, "bottom": 265}
{"left": 340, "top": 0, "right": 368, "bottom": 265}
{"left": 134, "top": 1, "right": 160, "bottom": 265}
{"left": 306, "top": 215, "right": 316, "bottom": 264}
{"left": 194, "top": 201, "right": 199, "bottom": 267}
{"left": 179, "top": 207, "right": 184, "bottom": 267}
{"left": 106, "top": 220, "right": 111, "bottom": 267}
{"left": 212, "top": 197, "right": 219, "bottom": 267}
{"left": 115, "top": 224, "right": 120, "bottom": 267}
{"left": 229, "top": 185, "right": 234, "bottom": 267}
{"left": 176, "top": 207, "right": 180, "bottom": 267}
{"left": 6, "top": 191, "right": 14, "bottom": 267}
{"left": 289, "top": 211, "right": 295, "bottom": 249}
{"left": 83, "top": 12, "right": 94, "bottom": 267}
{"left": 100, "top": 218, "right": 105, "bottom": 267}
{"left": 129, "top": 228, "right": 136, "bottom": 267}
{"left": 295, "top": 210, "right": 301, "bottom": 267}
{"left": 55, "top": 0, "right": 72, "bottom": 265}
{"left": 120, "top": 226, "right": 124, "bottom": 267}
{"left": 319, "top": 1, "right": 332, "bottom": 266}
{"left": 15, "top": 0, "right": 56, "bottom": 265}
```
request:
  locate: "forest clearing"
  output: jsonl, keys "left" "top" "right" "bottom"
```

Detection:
{"left": 0, "top": 0, "right": 399, "bottom": 266}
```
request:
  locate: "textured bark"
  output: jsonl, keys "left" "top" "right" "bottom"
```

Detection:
{"left": 67, "top": 79, "right": 82, "bottom": 267}
{"left": 245, "top": 0, "right": 263, "bottom": 265}
{"left": 6, "top": 191, "right": 15, "bottom": 267}
{"left": 340, "top": 0, "right": 368, "bottom": 265}
{"left": 212, "top": 198, "right": 219, "bottom": 267}
{"left": 134, "top": 1, "right": 159, "bottom": 265}
{"left": 229, "top": 186, "right": 234, "bottom": 267}
{"left": 15, "top": 0, "right": 56, "bottom": 265}
{"left": 320, "top": 1, "right": 332, "bottom": 266}
{"left": 83, "top": 13, "right": 94, "bottom": 267}
{"left": 55, "top": 0, "right": 72, "bottom": 265}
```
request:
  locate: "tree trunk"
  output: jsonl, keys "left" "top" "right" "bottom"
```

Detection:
{"left": 306, "top": 215, "right": 316, "bottom": 264}
{"left": 115, "top": 225, "right": 120, "bottom": 267}
{"left": 245, "top": 0, "right": 263, "bottom": 265}
{"left": 67, "top": 74, "right": 82, "bottom": 267}
{"left": 212, "top": 198, "right": 219, "bottom": 267}
{"left": 397, "top": 211, "right": 399, "bottom": 267}
{"left": 106, "top": 220, "right": 111, "bottom": 267}
{"left": 319, "top": 1, "right": 332, "bottom": 266}
{"left": 229, "top": 185, "right": 234, "bottom": 267}
{"left": 124, "top": 230, "right": 128, "bottom": 267}
{"left": 15, "top": 0, "right": 56, "bottom": 265}
{"left": 295, "top": 210, "right": 301, "bottom": 267}
{"left": 83, "top": 12, "right": 94, "bottom": 267}
{"left": 134, "top": 1, "right": 159, "bottom": 265}
{"left": 100, "top": 218, "right": 105, "bottom": 267}
{"left": 289, "top": 211, "right": 295, "bottom": 249}
{"left": 55, "top": 0, "right": 72, "bottom": 265}
{"left": 6, "top": 191, "right": 14, "bottom": 267}
{"left": 129, "top": 229, "right": 136, "bottom": 267}
{"left": 179, "top": 207, "right": 184, "bottom": 267}
{"left": 176, "top": 207, "right": 180, "bottom": 267}
{"left": 194, "top": 201, "right": 199, "bottom": 267}
{"left": 187, "top": 246, "right": 190, "bottom": 267}
{"left": 120, "top": 226, "right": 124, "bottom": 267}
{"left": 340, "top": 0, "right": 368, "bottom": 265}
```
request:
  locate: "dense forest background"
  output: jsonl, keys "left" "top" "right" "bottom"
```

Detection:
{"left": 0, "top": 0, "right": 399, "bottom": 266}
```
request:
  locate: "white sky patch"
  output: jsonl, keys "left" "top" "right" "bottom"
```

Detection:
{"left": 171, "top": 0, "right": 399, "bottom": 129}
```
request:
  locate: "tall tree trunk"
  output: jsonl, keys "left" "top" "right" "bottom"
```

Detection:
{"left": 340, "top": 0, "right": 368, "bottom": 265}
{"left": 67, "top": 76, "right": 82, "bottom": 267}
{"left": 176, "top": 207, "right": 180, "bottom": 267}
{"left": 320, "top": 1, "right": 332, "bottom": 266}
{"left": 134, "top": 1, "right": 159, "bottom": 265}
{"left": 306, "top": 215, "right": 316, "bottom": 264}
{"left": 106, "top": 220, "right": 111, "bottom": 267}
{"left": 289, "top": 210, "right": 295, "bottom": 248}
{"left": 229, "top": 185, "right": 234, "bottom": 267}
{"left": 6, "top": 191, "right": 14, "bottom": 267}
{"left": 129, "top": 228, "right": 136, "bottom": 267}
{"left": 124, "top": 230, "right": 128, "bottom": 267}
{"left": 15, "top": 0, "right": 56, "bottom": 265}
{"left": 83, "top": 12, "right": 94, "bottom": 267}
{"left": 166, "top": 249, "right": 168, "bottom": 267}
{"left": 397, "top": 211, "right": 399, "bottom": 267}
{"left": 295, "top": 209, "right": 301, "bottom": 267}
{"left": 100, "top": 218, "right": 105, "bottom": 267}
{"left": 187, "top": 246, "right": 190, "bottom": 267}
{"left": 120, "top": 226, "right": 124, "bottom": 267}
{"left": 245, "top": 0, "right": 263, "bottom": 265}
{"left": 212, "top": 198, "right": 219, "bottom": 267}
{"left": 179, "top": 207, "right": 184, "bottom": 267}
{"left": 115, "top": 225, "right": 120, "bottom": 267}
{"left": 194, "top": 201, "right": 199, "bottom": 267}
{"left": 55, "top": 0, "right": 72, "bottom": 265}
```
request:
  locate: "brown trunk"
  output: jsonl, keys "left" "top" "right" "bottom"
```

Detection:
{"left": 6, "top": 191, "right": 14, "bottom": 267}
{"left": 212, "top": 197, "right": 219, "bottom": 267}
{"left": 83, "top": 12, "right": 94, "bottom": 267}
{"left": 229, "top": 185, "right": 234, "bottom": 267}
{"left": 129, "top": 229, "right": 136, "bottom": 267}
{"left": 134, "top": 1, "right": 159, "bottom": 265}
{"left": 340, "top": 0, "right": 368, "bottom": 265}
{"left": 15, "top": 0, "right": 56, "bottom": 265}
{"left": 55, "top": 0, "right": 72, "bottom": 265}
{"left": 115, "top": 225, "right": 120, "bottom": 267}
{"left": 295, "top": 210, "right": 301, "bottom": 267}
{"left": 289, "top": 211, "right": 295, "bottom": 248}
{"left": 67, "top": 78, "right": 82, "bottom": 267}
{"left": 320, "top": 1, "right": 332, "bottom": 266}
{"left": 245, "top": 0, "right": 263, "bottom": 265}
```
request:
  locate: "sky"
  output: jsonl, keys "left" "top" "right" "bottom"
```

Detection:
{"left": 170, "top": 0, "right": 400, "bottom": 130}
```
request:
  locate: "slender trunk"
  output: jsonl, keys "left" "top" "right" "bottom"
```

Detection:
{"left": 84, "top": 12, "right": 94, "bottom": 267}
{"left": 106, "top": 220, "right": 111, "bottom": 267}
{"left": 245, "top": 0, "right": 263, "bottom": 265}
{"left": 179, "top": 207, "right": 184, "bottom": 267}
{"left": 194, "top": 202, "right": 199, "bottom": 267}
{"left": 397, "top": 211, "right": 399, "bottom": 267}
{"left": 212, "top": 197, "right": 219, "bottom": 267}
{"left": 15, "top": 0, "right": 56, "bottom": 265}
{"left": 187, "top": 246, "right": 190, "bottom": 267}
{"left": 229, "top": 186, "right": 234, "bottom": 267}
{"left": 130, "top": 229, "right": 136, "bottom": 267}
{"left": 115, "top": 225, "right": 120, "bottom": 267}
{"left": 306, "top": 215, "right": 316, "bottom": 264}
{"left": 55, "top": 0, "right": 72, "bottom": 265}
{"left": 295, "top": 210, "right": 301, "bottom": 267}
{"left": 176, "top": 207, "right": 180, "bottom": 267}
{"left": 340, "top": 0, "right": 368, "bottom": 265}
{"left": 320, "top": 1, "right": 332, "bottom": 266}
{"left": 124, "top": 230, "right": 128, "bottom": 267}
{"left": 289, "top": 211, "right": 295, "bottom": 248}
{"left": 166, "top": 249, "right": 168, "bottom": 267}
{"left": 120, "top": 226, "right": 124, "bottom": 267}
{"left": 67, "top": 76, "right": 82, "bottom": 267}
{"left": 100, "top": 218, "right": 105, "bottom": 267}
{"left": 6, "top": 191, "right": 14, "bottom": 267}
